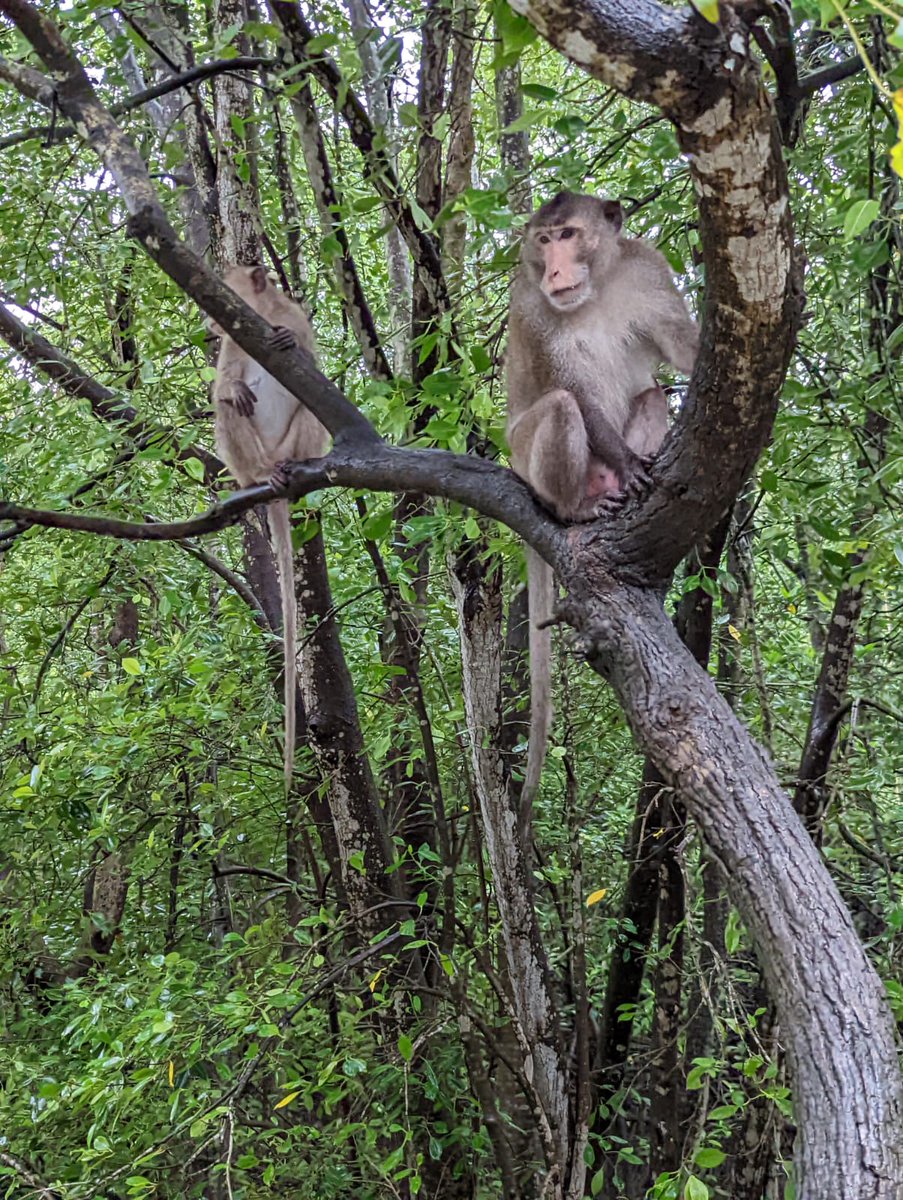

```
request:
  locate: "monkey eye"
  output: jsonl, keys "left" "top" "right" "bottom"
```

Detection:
{"left": 538, "top": 234, "right": 550, "bottom": 244}
{"left": 560, "top": 228, "right": 575, "bottom": 240}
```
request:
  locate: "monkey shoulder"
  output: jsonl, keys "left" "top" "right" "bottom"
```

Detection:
{"left": 618, "top": 237, "right": 677, "bottom": 288}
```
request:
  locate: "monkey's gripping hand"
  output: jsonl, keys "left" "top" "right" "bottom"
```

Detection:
{"left": 222, "top": 380, "right": 258, "bottom": 418}
{"left": 268, "top": 325, "right": 297, "bottom": 352}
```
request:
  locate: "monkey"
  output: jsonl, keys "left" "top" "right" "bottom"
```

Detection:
{"left": 506, "top": 191, "right": 699, "bottom": 809}
{"left": 209, "top": 264, "right": 329, "bottom": 792}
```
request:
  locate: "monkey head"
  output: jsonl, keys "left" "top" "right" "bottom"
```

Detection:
{"left": 207, "top": 265, "right": 272, "bottom": 336}
{"left": 523, "top": 192, "right": 623, "bottom": 312}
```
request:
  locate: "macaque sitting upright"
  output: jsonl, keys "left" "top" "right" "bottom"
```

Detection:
{"left": 209, "top": 265, "right": 329, "bottom": 793}
{"left": 506, "top": 190, "right": 699, "bottom": 808}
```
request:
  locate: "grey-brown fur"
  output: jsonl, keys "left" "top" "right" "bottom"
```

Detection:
{"left": 211, "top": 265, "right": 329, "bottom": 791}
{"left": 506, "top": 193, "right": 699, "bottom": 807}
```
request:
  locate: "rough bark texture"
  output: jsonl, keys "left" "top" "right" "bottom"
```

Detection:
{"left": 212, "top": 0, "right": 260, "bottom": 264}
{"left": 568, "top": 583, "right": 903, "bottom": 1198}
{"left": 443, "top": 0, "right": 476, "bottom": 295}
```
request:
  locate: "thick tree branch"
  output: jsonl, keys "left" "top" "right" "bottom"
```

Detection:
{"left": 0, "top": 49, "right": 53, "bottom": 104}
{"left": 1, "top": 442, "right": 562, "bottom": 563}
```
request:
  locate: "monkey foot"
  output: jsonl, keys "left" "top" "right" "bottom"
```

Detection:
{"left": 268, "top": 325, "right": 296, "bottom": 351}
{"left": 593, "top": 491, "right": 628, "bottom": 515}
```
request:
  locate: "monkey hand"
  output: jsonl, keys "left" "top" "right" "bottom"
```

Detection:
{"left": 269, "top": 461, "right": 291, "bottom": 490}
{"left": 622, "top": 453, "right": 654, "bottom": 498}
{"left": 223, "top": 380, "right": 258, "bottom": 418}
{"left": 268, "top": 325, "right": 297, "bottom": 352}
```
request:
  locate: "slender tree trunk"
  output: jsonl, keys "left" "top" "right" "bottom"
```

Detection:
{"left": 345, "top": 0, "right": 411, "bottom": 368}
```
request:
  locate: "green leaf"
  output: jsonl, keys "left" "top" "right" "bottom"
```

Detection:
{"left": 690, "top": 0, "right": 719, "bottom": 22}
{"left": 685, "top": 1176, "right": 710, "bottom": 1200}
{"left": 121, "top": 658, "right": 142, "bottom": 676}
{"left": 843, "top": 198, "right": 880, "bottom": 240}
{"left": 694, "top": 1148, "right": 726, "bottom": 1169}
{"left": 590, "top": 1168, "right": 605, "bottom": 1196}
{"left": 183, "top": 456, "right": 205, "bottom": 482}
{"left": 398, "top": 1034, "right": 414, "bottom": 1063}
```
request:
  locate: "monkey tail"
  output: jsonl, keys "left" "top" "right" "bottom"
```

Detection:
{"left": 523, "top": 545, "right": 553, "bottom": 813}
{"left": 270, "top": 499, "right": 296, "bottom": 793}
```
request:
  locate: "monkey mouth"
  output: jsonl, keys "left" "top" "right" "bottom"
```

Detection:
{"left": 549, "top": 284, "right": 586, "bottom": 307}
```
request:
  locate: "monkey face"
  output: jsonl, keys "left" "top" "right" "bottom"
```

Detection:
{"left": 535, "top": 223, "right": 596, "bottom": 310}
{"left": 524, "top": 193, "right": 624, "bottom": 313}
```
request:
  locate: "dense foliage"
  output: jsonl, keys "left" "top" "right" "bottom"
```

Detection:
{"left": 0, "top": 1, "right": 901, "bottom": 1197}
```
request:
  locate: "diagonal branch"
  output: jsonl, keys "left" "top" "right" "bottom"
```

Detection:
{"left": 0, "top": 0, "right": 376, "bottom": 446}
{"left": 0, "top": 55, "right": 275, "bottom": 151}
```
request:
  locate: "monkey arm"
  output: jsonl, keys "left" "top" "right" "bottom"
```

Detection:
{"left": 653, "top": 306, "right": 700, "bottom": 376}
{"left": 576, "top": 395, "right": 648, "bottom": 477}
{"left": 213, "top": 346, "right": 257, "bottom": 417}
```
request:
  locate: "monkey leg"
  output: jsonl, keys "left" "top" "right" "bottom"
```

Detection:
{"left": 509, "top": 388, "right": 592, "bottom": 521}
{"left": 624, "top": 384, "right": 668, "bottom": 458}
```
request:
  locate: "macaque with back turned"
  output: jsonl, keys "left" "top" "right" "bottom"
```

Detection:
{"left": 209, "top": 264, "right": 329, "bottom": 791}
{"left": 506, "top": 191, "right": 699, "bottom": 809}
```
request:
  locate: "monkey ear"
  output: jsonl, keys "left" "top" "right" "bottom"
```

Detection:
{"left": 250, "top": 265, "right": 269, "bottom": 294}
{"left": 601, "top": 200, "right": 623, "bottom": 233}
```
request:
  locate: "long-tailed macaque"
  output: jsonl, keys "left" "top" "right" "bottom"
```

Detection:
{"left": 506, "top": 191, "right": 699, "bottom": 806}
{"left": 210, "top": 265, "right": 329, "bottom": 790}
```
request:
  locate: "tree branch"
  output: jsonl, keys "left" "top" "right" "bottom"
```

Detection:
{"left": 0, "top": 55, "right": 276, "bottom": 151}
{"left": 797, "top": 54, "right": 864, "bottom": 96}
{"left": 0, "top": 441, "right": 563, "bottom": 564}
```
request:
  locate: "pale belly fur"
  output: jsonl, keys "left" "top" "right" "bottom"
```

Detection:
{"left": 540, "top": 300, "right": 658, "bottom": 433}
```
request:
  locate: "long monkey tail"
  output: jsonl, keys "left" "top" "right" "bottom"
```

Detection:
{"left": 269, "top": 498, "right": 297, "bottom": 793}
{"left": 522, "top": 545, "right": 554, "bottom": 812}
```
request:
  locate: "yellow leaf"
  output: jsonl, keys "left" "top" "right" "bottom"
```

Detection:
{"left": 891, "top": 139, "right": 903, "bottom": 180}
{"left": 168, "top": 1060, "right": 174, "bottom": 1087}
{"left": 691, "top": 0, "right": 719, "bottom": 22}
{"left": 787, "top": 603, "right": 797, "bottom": 615}
{"left": 728, "top": 624, "right": 742, "bottom": 642}
{"left": 368, "top": 969, "right": 383, "bottom": 993}
{"left": 586, "top": 888, "right": 608, "bottom": 907}
{"left": 274, "top": 1090, "right": 300, "bottom": 1110}
{"left": 893, "top": 87, "right": 903, "bottom": 126}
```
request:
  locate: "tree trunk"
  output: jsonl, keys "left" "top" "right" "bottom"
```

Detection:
{"left": 572, "top": 582, "right": 903, "bottom": 1198}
